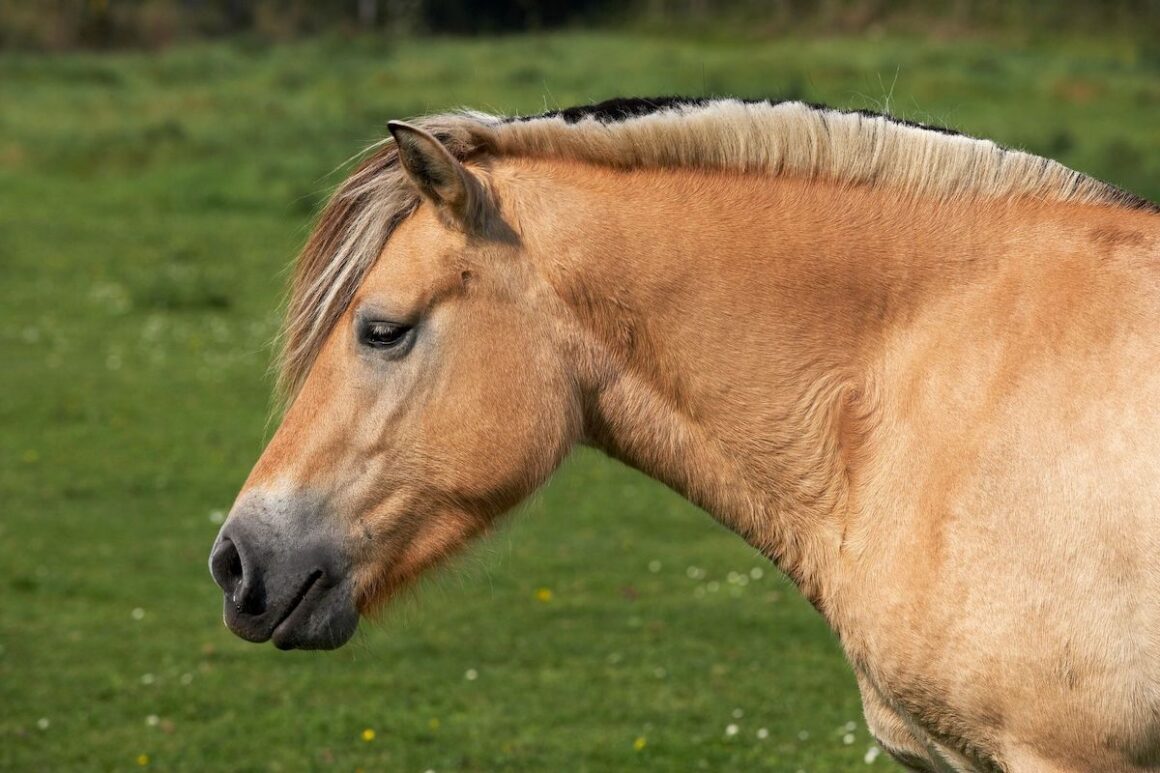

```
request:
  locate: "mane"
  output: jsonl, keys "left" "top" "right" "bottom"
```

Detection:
{"left": 277, "top": 97, "right": 1157, "bottom": 400}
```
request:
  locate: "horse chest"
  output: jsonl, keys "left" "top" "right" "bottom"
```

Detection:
{"left": 842, "top": 562, "right": 1160, "bottom": 772}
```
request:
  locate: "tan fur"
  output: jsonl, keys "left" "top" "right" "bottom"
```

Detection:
{"left": 244, "top": 102, "right": 1160, "bottom": 771}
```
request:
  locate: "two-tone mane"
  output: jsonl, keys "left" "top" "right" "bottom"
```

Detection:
{"left": 279, "top": 97, "right": 1155, "bottom": 401}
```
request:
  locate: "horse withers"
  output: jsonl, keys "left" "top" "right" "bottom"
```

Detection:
{"left": 209, "top": 98, "right": 1160, "bottom": 771}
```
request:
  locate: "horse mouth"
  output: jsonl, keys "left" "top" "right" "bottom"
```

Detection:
{"left": 268, "top": 571, "right": 361, "bottom": 651}
{"left": 269, "top": 570, "right": 323, "bottom": 647}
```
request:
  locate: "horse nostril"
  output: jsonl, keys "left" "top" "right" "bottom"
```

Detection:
{"left": 210, "top": 537, "right": 243, "bottom": 600}
{"left": 210, "top": 534, "right": 267, "bottom": 616}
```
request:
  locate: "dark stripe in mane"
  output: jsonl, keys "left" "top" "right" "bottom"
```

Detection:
{"left": 513, "top": 95, "right": 963, "bottom": 137}
{"left": 525, "top": 96, "right": 713, "bottom": 124}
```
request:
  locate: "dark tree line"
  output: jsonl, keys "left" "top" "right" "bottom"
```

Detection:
{"left": 0, "top": 0, "right": 617, "bottom": 47}
{"left": 1, "top": 0, "right": 1156, "bottom": 49}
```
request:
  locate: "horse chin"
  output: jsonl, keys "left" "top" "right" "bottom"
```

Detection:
{"left": 354, "top": 511, "right": 491, "bottom": 616}
{"left": 352, "top": 538, "right": 473, "bottom": 619}
{"left": 351, "top": 564, "right": 420, "bottom": 618}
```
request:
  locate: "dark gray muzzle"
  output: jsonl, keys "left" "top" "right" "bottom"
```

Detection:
{"left": 208, "top": 495, "right": 359, "bottom": 650}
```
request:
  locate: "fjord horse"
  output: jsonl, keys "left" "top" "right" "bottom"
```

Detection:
{"left": 210, "top": 98, "right": 1160, "bottom": 771}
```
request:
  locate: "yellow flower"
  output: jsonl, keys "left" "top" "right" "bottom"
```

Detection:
{"left": 633, "top": 736, "right": 647, "bottom": 751}
{"left": 361, "top": 728, "right": 375, "bottom": 742}
{"left": 428, "top": 718, "right": 441, "bottom": 730}
{"left": 535, "top": 588, "right": 553, "bottom": 603}
{"left": 136, "top": 754, "right": 150, "bottom": 766}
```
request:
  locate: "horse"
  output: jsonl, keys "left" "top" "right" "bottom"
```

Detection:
{"left": 209, "top": 97, "right": 1160, "bottom": 771}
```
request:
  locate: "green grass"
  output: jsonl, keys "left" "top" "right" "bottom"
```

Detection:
{"left": 0, "top": 30, "right": 1155, "bottom": 772}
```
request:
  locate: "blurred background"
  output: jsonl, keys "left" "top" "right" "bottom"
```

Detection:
{"left": 1, "top": 1, "right": 1157, "bottom": 771}
{"left": 2, "top": 0, "right": 1159, "bottom": 47}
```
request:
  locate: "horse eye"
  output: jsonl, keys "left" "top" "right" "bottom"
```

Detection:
{"left": 360, "top": 320, "right": 412, "bottom": 350}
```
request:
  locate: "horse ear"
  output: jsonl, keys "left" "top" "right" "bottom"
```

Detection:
{"left": 388, "top": 121, "right": 480, "bottom": 223}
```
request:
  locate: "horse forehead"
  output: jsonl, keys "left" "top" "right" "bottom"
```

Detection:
{"left": 364, "top": 206, "right": 464, "bottom": 289}
{"left": 395, "top": 204, "right": 465, "bottom": 255}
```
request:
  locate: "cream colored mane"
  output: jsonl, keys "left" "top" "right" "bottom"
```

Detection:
{"left": 278, "top": 97, "right": 1153, "bottom": 399}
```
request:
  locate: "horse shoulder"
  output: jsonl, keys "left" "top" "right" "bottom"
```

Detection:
{"left": 832, "top": 206, "right": 1160, "bottom": 770}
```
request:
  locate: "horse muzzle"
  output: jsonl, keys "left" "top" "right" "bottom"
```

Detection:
{"left": 208, "top": 493, "right": 359, "bottom": 650}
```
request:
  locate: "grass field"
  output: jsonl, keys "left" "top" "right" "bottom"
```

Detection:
{"left": 1, "top": 31, "right": 1156, "bottom": 772}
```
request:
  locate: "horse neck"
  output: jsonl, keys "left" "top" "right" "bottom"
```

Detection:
{"left": 511, "top": 158, "right": 1037, "bottom": 604}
